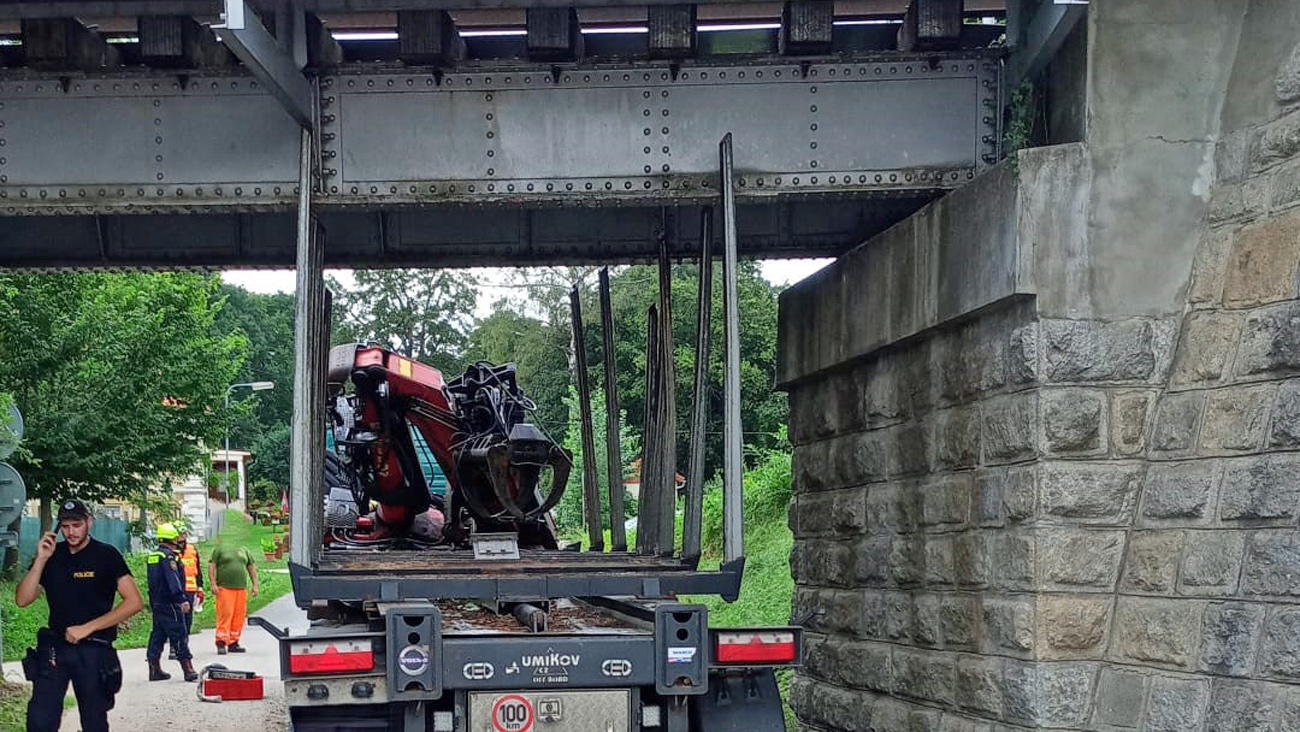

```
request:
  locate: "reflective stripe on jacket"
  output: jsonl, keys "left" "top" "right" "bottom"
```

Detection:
{"left": 146, "top": 545, "right": 187, "bottom": 607}
{"left": 181, "top": 543, "right": 201, "bottom": 592}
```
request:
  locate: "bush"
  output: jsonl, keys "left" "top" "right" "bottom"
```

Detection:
{"left": 249, "top": 478, "right": 281, "bottom": 506}
{"left": 700, "top": 427, "right": 791, "bottom": 552}
{"left": 555, "top": 385, "right": 641, "bottom": 535}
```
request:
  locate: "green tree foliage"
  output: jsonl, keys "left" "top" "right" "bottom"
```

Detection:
{"left": 329, "top": 269, "right": 479, "bottom": 375}
{"left": 463, "top": 262, "right": 786, "bottom": 493}
{"left": 700, "top": 427, "right": 792, "bottom": 553}
{"left": 249, "top": 423, "right": 291, "bottom": 489}
{"left": 208, "top": 284, "right": 296, "bottom": 493}
{"left": 598, "top": 261, "right": 787, "bottom": 480}
{"left": 555, "top": 385, "right": 641, "bottom": 534}
{"left": 0, "top": 273, "right": 247, "bottom": 526}
{"left": 211, "top": 284, "right": 294, "bottom": 447}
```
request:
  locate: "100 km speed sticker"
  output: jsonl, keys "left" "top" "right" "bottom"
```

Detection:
{"left": 492, "top": 694, "right": 534, "bottom": 732}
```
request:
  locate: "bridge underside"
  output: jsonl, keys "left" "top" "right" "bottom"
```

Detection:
{"left": 0, "top": 0, "right": 1001, "bottom": 267}
{"left": 0, "top": 55, "right": 996, "bottom": 266}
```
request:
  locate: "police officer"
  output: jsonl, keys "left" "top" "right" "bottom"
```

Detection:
{"left": 15, "top": 499, "right": 144, "bottom": 732}
{"left": 168, "top": 522, "right": 203, "bottom": 661}
{"left": 145, "top": 523, "right": 198, "bottom": 682}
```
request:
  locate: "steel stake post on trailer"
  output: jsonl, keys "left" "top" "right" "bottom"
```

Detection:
{"left": 682, "top": 207, "right": 713, "bottom": 566}
{"left": 570, "top": 285, "right": 604, "bottom": 553}
{"left": 719, "top": 133, "right": 744, "bottom": 566}
{"left": 637, "top": 304, "right": 660, "bottom": 556}
{"left": 654, "top": 232, "right": 677, "bottom": 558}
{"left": 599, "top": 268, "right": 628, "bottom": 552}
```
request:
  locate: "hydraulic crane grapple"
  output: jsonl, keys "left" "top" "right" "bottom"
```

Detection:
{"left": 325, "top": 343, "right": 571, "bottom": 550}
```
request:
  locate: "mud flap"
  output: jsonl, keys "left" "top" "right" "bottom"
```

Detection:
{"left": 691, "top": 669, "right": 786, "bottom": 732}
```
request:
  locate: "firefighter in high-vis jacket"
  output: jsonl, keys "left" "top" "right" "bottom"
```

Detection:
{"left": 168, "top": 522, "right": 204, "bottom": 660}
{"left": 145, "top": 523, "right": 197, "bottom": 682}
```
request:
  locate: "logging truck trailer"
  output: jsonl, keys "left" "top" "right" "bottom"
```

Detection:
{"left": 254, "top": 170, "right": 801, "bottom": 731}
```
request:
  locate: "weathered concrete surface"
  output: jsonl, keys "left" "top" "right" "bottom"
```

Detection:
{"left": 782, "top": 1, "right": 1300, "bottom": 730}
{"left": 777, "top": 159, "right": 1029, "bottom": 385}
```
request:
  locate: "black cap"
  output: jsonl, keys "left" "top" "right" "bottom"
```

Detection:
{"left": 57, "top": 499, "right": 90, "bottom": 521}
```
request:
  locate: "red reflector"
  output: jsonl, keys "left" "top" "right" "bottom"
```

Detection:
{"left": 289, "top": 645, "right": 375, "bottom": 674}
{"left": 715, "top": 632, "right": 797, "bottom": 664}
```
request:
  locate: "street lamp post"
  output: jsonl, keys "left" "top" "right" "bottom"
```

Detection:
{"left": 224, "top": 381, "right": 275, "bottom": 506}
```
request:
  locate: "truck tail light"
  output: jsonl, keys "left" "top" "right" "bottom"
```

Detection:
{"left": 288, "top": 639, "right": 375, "bottom": 675}
{"left": 713, "top": 630, "right": 800, "bottom": 665}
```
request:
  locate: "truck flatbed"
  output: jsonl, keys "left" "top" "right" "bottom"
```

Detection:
{"left": 316, "top": 548, "right": 693, "bottom": 576}
{"left": 435, "top": 599, "right": 644, "bottom": 635}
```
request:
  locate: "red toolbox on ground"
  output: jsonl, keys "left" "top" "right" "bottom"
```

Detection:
{"left": 201, "top": 667, "right": 265, "bottom": 701}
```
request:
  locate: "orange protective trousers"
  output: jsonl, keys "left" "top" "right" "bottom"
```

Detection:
{"left": 215, "top": 587, "right": 248, "bottom": 645}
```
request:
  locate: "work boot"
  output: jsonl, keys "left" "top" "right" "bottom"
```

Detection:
{"left": 227, "top": 642, "right": 246, "bottom": 653}
{"left": 148, "top": 660, "right": 171, "bottom": 682}
{"left": 180, "top": 659, "right": 199, "bottom": 683}
{"left": 216, "top": 641, "right": 227, "bottom": 655}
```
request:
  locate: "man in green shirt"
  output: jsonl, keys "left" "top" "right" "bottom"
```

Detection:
{"left": 207, "top": 536, "right": 258, "bottom": 655}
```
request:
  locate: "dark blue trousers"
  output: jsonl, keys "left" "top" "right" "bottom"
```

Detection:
{"left": 27, "top": 642, "right": 118, "bottom": 732}
{"left": 168, "top": 592, "right": 196, "bottom": 656}
{"left": 146, "top": 603, "right": 192, "bottom": 661}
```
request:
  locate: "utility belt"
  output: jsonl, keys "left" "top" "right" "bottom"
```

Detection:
{"left": 22, "top": 627, "right": 124, "bottom": 703}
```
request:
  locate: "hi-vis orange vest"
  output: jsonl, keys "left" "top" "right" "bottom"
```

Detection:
{"left": 181, "top": 543, "right": 200, "bottom": 593}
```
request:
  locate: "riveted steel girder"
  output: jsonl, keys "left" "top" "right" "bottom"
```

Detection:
{"left": 0, "top": 51, "right": 999, "bottom": 265}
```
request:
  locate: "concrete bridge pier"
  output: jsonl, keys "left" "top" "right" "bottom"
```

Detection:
{"left": 778, "top": 1, "right": 1300, "bottom": 730}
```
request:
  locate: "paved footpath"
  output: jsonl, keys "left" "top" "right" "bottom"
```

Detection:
{"left": 61, "top": 591, "right": 308, "bottom": 732}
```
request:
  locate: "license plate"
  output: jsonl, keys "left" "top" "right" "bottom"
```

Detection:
{"left": 469, "top": 690, "right": 630, "bottom": 732}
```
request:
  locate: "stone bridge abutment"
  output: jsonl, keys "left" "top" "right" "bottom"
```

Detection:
{"left": 778, "top": 2, "right": 1300, "bottom": 730}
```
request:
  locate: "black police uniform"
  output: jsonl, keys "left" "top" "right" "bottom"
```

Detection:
{"left": 25, "top": 537, "right": 129, "bottom": 732}
{"left": 145, "top": 544, "right": 193, "bottom": 662}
